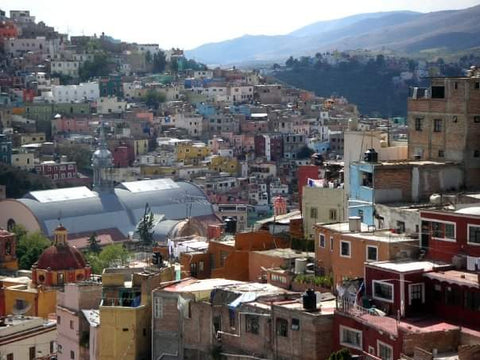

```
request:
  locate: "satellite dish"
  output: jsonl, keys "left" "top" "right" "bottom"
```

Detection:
{"left": 12, "top": 299, "right": 32, "bottom": 315}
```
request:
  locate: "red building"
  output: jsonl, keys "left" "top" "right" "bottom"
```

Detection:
{"left": 254, "top": 134, "right": 283, "bottom": 161}
{"left": 0, "top": 20, "right": 18, "bottom": 42}
{"left": 420, "top": 208, "right": 480, "bottom": 263}
{"left": 35, "top": 161, "right": 77, "bottom": 181}
{"left": 112, "top": 145, "right": 130, "bottom": 167}
{"left": 333, "top": 260, "right": 479, "bottom": 359}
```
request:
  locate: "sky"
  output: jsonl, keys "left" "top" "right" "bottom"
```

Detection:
{"left": 3, "top": 0, "right": 480, "bottom": 50}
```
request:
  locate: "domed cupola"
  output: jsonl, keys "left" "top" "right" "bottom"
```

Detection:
{"left": 32, "top": 225, "right": 91, "bottom": 287}
{"left": 92, "top": 119, "right": 113, "bottom": 191}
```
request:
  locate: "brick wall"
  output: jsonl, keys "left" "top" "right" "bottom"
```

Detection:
{"left": 402, "top": 328, "right": 460, "bottom": 356}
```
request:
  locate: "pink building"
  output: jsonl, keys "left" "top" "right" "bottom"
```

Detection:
{"left": 52, "top": 116, "right": 91, "bottom": 134}
{"left": 56, "top": 282, "right": 102, "bottom": 360}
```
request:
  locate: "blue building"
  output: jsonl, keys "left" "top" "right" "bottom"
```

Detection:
{"left": 0, "top": 134, "right": 12, "bottom": 165}
{"left": 348, "top": 162, "right": 375, "bottom": 225}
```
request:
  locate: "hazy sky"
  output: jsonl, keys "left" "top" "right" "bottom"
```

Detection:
{"left": 3, "top": 0, "right": 480, "bottom": 49}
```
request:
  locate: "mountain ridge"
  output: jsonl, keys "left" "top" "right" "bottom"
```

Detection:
{"left": 185, "top": 5, "right": 480, "bottom": 65}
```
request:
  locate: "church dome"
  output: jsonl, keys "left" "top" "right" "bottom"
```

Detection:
{"left": 92, "top": 147, "right": 113, "bottom": 167}
{"left": 36, "top": 244, "right": 87, "bottom": 271}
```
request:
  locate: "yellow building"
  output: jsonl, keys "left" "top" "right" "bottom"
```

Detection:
{"left": 133, "top": 139, "right": 149, "bottom": 156}
{"left": 11, "top": 151, "right": 35, "bottom": 170}
{"left": 15, "top": 132, "right": 46, "bottom": 145}
{"left": 176, "top": 143, "right": 210, "bottom": 165}
{"left": 97, "top": 266, "right": 175, "bottom": 360}
{"left": 208, "top": 155, "right": 238, "bottom": 175}
{"left": 140, "top": 165, "right": 176, "bottom": 177}
{"left": 4, "top": 279, "right": 57, "bottom": 318}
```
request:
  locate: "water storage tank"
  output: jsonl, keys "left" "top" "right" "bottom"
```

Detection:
{"left": 349, "top": 216, "right": 361, "bottom": 232}
{"left": 302, "top": 289, "right": 317, "bottom": 311}
{"left": 364, "top": 148, "right": 378, "bottom": 163}
{"left": 295, "top": 258, "right": 307, "bottom": 274}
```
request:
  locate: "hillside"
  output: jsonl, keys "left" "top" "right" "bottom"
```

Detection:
{"left": 186, "top": 5, "right": 480, "bottom": 65}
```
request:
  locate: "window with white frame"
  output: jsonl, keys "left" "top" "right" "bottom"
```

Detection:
{"left": 340, "top": 325, "right": 362, "bottom": 349}
{"left": 431, "top": 221, "right": 456, "bottom": 241}
{"left": 468, "top": 225, "right": 480, "bottom": 245}
{"left": 366, "top": 245, "right": 378, "bottom": 261}
{"left": 340, "top": 240, "right": 351, "bottom": 257}
{"left": 319, "top": 234, "right": 325, "bottom": 248}
{"left": 153, "top": 296, "right": 163, "bottom": 318}
{"left": 372, "top": 280, "right": 394, "bottom": 302}
{"left": 408, "top": 283, "right": 425, "bottom": 305}
{"left": 377, "top": 340, "right": 393, "bottom": 360}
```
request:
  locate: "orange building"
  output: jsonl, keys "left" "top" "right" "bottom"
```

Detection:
{"left": 207, "top": 230, "right": 290, "bottom": 281}
{"left": 314, "top": 220, "right": 419, "bottom": 285}
{"left": 0, "top": 20, "right": 18, "bottom": 42}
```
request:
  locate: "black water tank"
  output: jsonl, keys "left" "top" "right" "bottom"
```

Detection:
{"left": 302, "top": 289, "right": 317, "bottom": 311}
{"left": 224, "top": 217, "right": 237, "bottom": 234}
{"left": 364, "top": 148, "right": 378, "bottom": 163}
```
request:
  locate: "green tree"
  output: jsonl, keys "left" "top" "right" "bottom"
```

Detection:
{"left": 296, "top": 145, "right": 314, "bottom": 159}
{"left": 57, "top": 143, "right": 93, "bottom": 173}
{"left": 142, "top": 89, "right": 166, "bottom": 110}
{"left": 0, "top": 164, "right": 54, "bottom": 198}
{"left": 79, "top": 53, "right": 111, "bottom": 81}
{"left": 14, "top": 228, "right": 51, "bottom": 270}
{"left": 85, "top": 244, "right": 130, "bottom": 274}
{"left": 88, "top": 232, "right": 101, "bottom": 254}
{"left": 153, "top": 51, "right": 167, "bottom": 73}
{"left": 327, "top": 348, "right": 352, "bottom": 360}
{"left": 136, "top": 203, "right": 154, "bottom": 247}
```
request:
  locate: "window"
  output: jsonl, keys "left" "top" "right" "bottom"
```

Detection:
{"left": 330, "top": 237, "right": 334, "bottom": 252}
{"left": 57, "top": 315, "right": 61, "bottom": 324}
{"left": 50, "top": 341, "right": 55, "bottom": 354}
{"left": 397, "top": 221, "right": 406, "bottom": 234}
{"left": 358, "top": 210, "right": 364, "bottom": 222}
{"left": 415, "top": 118, "right": 422, "bottom": 131}
{"left": 245, "top": 315, "right": 259, "bottom": 334}
{"left": 7, "top": 354, "right": 13, "bottom": 360}
{"left": 70, "top": 320, "right": 74, "bottom": 329}
{"left": 291, "top": 318, "right": 300, "bottom": 330}
{"left": 340, "top": 325, "right": 362, "bottom": 349}
{"left": 474, "top": 116, "right": 480, "bottom": 123}
{"left": 366, "top": 245, "right": 378, "bottom": 261}
{"left": 474, "top": 150, "right": 480, "bottom": 158}
{"left": 434, "top": 119, "right": 442, "bottom": 132}
{"left": 329, "top": 209, "right": 337, "bottom": 221}
{"left": 276, "top": 318, "right": 288, "bottom": 337}
{"left": 464, "top": 290, "right": 480, "bottom": 311}
{"left": 438, "top": 150, "right": 444, "bottom": 158}
{"left": 445, "top": 286, "right": 461, "bottom": 306}
{"left": 340, "top": 241, "right": 351, "bottom": 258}
{"left": 70, "top": 350, "right": 75, "bottom": 359}
{"left": 431, "top": 221, "right": 456, "bottom": 241}
{"left": 377, "top": 341, "right": 393, "bottom": 360}
{"left": 310, "top": 207, "right": 318, "bottom": 219}
{"left": 431, "top": 86, "right": 445, "bottom": 98}
{"left": 199, "top": 261, "right": 204, "bottom": 272}
{"left": 29, "top": 347, "right": 35, "bottom": 360}
{"left": 373, "top": 280, "right": 394, "bottom": 302}
{"left": 408, "top": 283, "right": 425, "bottom": 305}
{"left": 361, "top": 172, "right": 373, "bottom": 187}
{"left": 319, "top": 234, "right": 325, "bottom": 248}
{"left": 468, "top": 225, "right": 480, "bottom": 245}
{"left": 153, "top": 297, "right": 163, "bottom": 318}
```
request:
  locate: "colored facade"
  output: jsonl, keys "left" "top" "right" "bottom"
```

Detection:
{"left": 348, "top": 160, "right": 464, "bottom": 226}
{"left": 314, "top": 222, "right": 419, "bottom": 285}
{"left": 420, "top": 207, "right": 480, "bottom": 263}
{"left": 0, "top": 229, "right": 18, "bottom": 272}
{"left": 407, "top": 70, "right": 480, "bottom": 189}
{"left": 34, "top": 161, "right": 77, "bottom": 181}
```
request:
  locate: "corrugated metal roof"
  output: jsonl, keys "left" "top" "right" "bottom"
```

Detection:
{"left": 19, "top": 180, "right": 214, "bottom": 238}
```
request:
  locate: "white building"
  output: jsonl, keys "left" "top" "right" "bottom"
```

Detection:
{"left": 0, "top": 316, "right": 57, "bottom": 360}
{"left": 175, "top": 113, "right": 203, "bottom": 137}
{"left": 50, "top": 82, "right": 100, "bottom": 103}
{"left": 4, "top": 37, "right": 60, "bottom": 57}
{"left": 51, "top": 60, "right": 81, "bottom": 77}
{"left": 97, "top": 97, "right": 127, "bottom": 114}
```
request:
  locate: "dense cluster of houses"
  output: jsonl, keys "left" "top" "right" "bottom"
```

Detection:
{"left": 0, "top": 8, "right": 480, "bottom": 360}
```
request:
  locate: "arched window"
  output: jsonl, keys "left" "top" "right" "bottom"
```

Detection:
{"left": 7, "top": 219, "right": 15, "bottom": 231}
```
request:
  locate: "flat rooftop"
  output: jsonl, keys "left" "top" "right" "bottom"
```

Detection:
{"left": 424, "top": 270, "right": 479, "bottom": 289}
{"left": 252, "top": 248, "right": 311, "bottom": 259}
{"left": 318, "top": 222, "right": 418, "bottom": 243}
{"left": 367, "top": 260, "right": 449, "bottom": 273}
